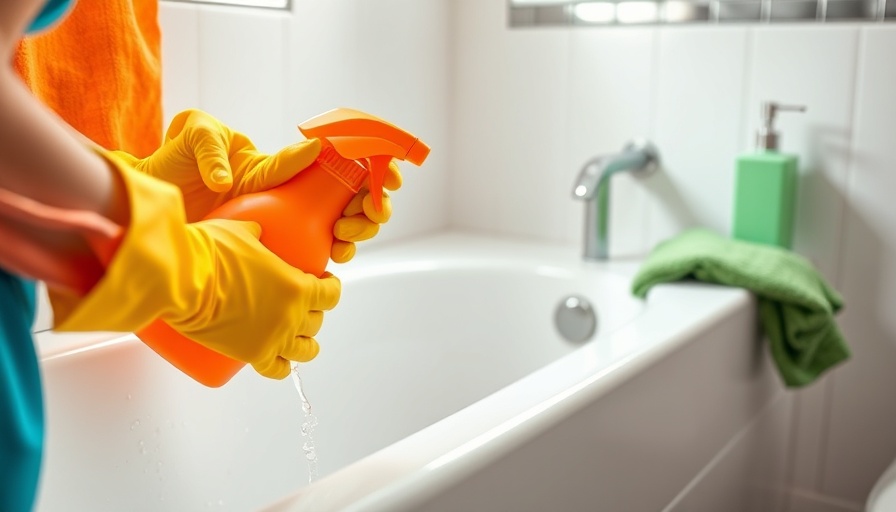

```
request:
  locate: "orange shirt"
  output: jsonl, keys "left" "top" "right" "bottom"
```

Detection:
{"left": 14, "top": 0, "right": 163, "bottom": 158}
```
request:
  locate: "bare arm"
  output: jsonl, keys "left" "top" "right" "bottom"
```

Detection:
{"left": 0, "top": 1, "right": 129, "bottom": 275}
{"left": 0, "top": 0, "right": 127, "bottom": 224}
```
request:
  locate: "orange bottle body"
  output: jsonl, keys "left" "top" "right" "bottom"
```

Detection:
{"left": 209, "top": 149, "right": 359, "bottom": 275}
{"left": 133, "top": 107, "right": 430, "bottom": 388}
{"left": 136, "top": 143, "right": 363, "bottom": 387}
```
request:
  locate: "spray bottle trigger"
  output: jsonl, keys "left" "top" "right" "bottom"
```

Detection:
{"left": 367, "top": 155, "right": 391, "bottom": 212}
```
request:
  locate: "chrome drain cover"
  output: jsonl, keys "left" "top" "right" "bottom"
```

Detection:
{"left": 554, "top": 295, "right": 597, "bottom": 343}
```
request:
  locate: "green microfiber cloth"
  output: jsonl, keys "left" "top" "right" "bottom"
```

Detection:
{"left": 631, "top": 228, "right": 850, "bottom": 388}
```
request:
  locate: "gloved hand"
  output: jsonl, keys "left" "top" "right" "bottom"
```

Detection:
{"left": 49, "top": 150, "right": 341, "bottom": 379}
{"left": 330, "top": 161, "right": 402, "bottom": 263}
{"left": 118, "top": 109, "right": 403, "bottom": 264}
{"left": 112, "top": 109, "right": 322, "bottom": 222}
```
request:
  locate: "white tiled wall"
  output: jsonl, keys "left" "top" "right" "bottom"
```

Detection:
{"left": 568, "top": 27, "right": 656, "bottom": 256}
{"left": 453, "top": 2, "right": 896, "bottom": 510}
{"left": 159, "top": 0, "right": 896, "bottom": 509}
{"left": 159, "top": 0, "right": 451, "bottom": 252}
{"left": 451, "top": 0, "right": 573, "bottom": 243}
{"left": 649, "top": 27, "right": 750, "bottom": 248}
{"left": 824, "top": 26, "right": 896, "bottom": 505}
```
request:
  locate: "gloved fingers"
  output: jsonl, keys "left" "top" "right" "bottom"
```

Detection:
{"left": 333, "top": 214, "right": 379, "bottom": 243}
{"left": 190, "top": 131, "right": 234, "bottom": 194}
{"left": 243, "top": 138, "right": 322, "bottom": 194}
{"left": 384, "top": 161, "right": 403, "bottom": 191}
{"left": 195, "top": 218, "right": 341, "bottom": 312}
{"left": 344, "top": 187, "right": 393, "bottom": 220}
{"left": 307, "top": 271, "right": 341, "bottom": 311}
{"left": 252, "top": 356, "right": 291, "bottom": 380}
{"left": 330, "top": 240, "right": 356, "bottom": 264}
{"left": 163, "top": 109, "right": 199, "bottom": 139}
{"left": 250, "top": 334, "right": 319, "bottom": 379}
{"left": 362, "top": 191, "right": 392, "bottom": 224}
{"left": 160, "top": 111, "right": 232, "bottom": 195}
{"left": 342, "top": 190, "right": 366, "bottom": 216}
{"left": 343, "top": 188, "right": 391, "bottom": 223}
{"left": 164, "top": 110, "right": 235, "bottom": 193}
{"left": 283, "top": 335, "right": 320, "bottom": 363}
{"left": 297, "top": 310, "right": 324, "bottom": 338}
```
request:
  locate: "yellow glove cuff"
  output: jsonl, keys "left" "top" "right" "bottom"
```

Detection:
{"left": 49, "top": 150, "right": 202, "bottom": 332}
{"left": 49, "top": 148, "right": 341, "bottom": 380}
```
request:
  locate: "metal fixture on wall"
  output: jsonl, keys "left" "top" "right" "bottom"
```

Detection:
{"left": 509, "top": 0, "right": 894, "bottom": 26}
{"left": 165, "top": 0, "right": 289, "bottom": 10}
{"left": 572, "top": 139, "right": 660, "bottom": 261}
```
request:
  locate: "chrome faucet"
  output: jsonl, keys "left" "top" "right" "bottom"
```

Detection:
{"left": 572, "top": 139, "right": 660, "bottom": 260}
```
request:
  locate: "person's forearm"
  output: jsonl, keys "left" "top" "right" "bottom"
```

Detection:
{"left": 0, "top": 0, "right": 125, "bottom": 222}
{"left": 0, "top": 69, "right": 128, "bottom": 224}
{"left": 0, "top": 1, "right": 129, "bottom": 287}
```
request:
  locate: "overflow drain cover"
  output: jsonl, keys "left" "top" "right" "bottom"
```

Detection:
{"left": 554, "top": 295, "right": 597, "bottom": 344}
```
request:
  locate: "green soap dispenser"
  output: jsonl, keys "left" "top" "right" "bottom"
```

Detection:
{"left": 732, "top": 101, "right": 806, "bottom": 248}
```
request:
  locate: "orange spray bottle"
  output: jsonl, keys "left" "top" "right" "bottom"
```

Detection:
{"left": 135, "top": 108, "right": 431, "bottom": 387}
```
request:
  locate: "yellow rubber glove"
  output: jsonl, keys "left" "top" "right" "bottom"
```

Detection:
{"left": 111, "top": 109, "right": 322, "bottom": 222}
{"left": 113, "top": 109, "right": 402, "bottom": 263}
{"left": 330, "top": 161, "right": 403, "bottom": 263}
{"left": 117, "top": 108, "right": 402, "bottom": 264}
{"left": 48, "top": 150, "right": 341, "bottom": 379}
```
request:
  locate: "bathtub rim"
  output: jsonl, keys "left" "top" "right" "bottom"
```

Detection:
{"left": 33, "top": 231, "right": 755, "bottom": 512}
{"left": 261, "top": 236, "right": 753, "bottom": 512}
{"left": 35, "top": 231, "right": 640, "bottom": 361}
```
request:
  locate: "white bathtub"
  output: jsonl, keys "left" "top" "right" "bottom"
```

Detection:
{"left": 34, "top": 232, "right": 790, "bottom": 512}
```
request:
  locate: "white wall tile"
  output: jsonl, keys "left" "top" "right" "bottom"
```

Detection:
{"left": 350, "top": 0, "right": 452, "bottom": 247}
{"left": 288, "top": 0, "right": 371, "bottom": 120}
{"left": 567, "top": 28, "right": 657, "bottom": 257}
{"left": 648, "top": 27, "right": 749, "bottom": 248}
{"left": 821, "top": 25, "right": 896, "bottom": 505}
{"left": 288, "top": 0, "right": 451, "bottom": 249}
{"left": 451, "top": 0, "right": 571, "bottom": 242}
{"left": 745, "top": 25, "right": 861, "bottom": 502}
{"left": 197, "top": 8, "right": 290, "bottom": 153}
{"left": 159, "top": 2, "right": 200, "bottom": 127}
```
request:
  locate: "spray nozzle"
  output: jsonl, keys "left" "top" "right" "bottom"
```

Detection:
{"left": 298, "top": 108, "right": 431, "bottom": 211}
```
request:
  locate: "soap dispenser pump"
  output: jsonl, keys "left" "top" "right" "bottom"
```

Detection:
{"left": 732, "top": 101, "right": 806, "bottom": 249}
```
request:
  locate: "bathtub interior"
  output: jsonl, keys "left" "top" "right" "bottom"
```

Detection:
{"left": 35, "top": 234, "right": 645, "bottom": 511}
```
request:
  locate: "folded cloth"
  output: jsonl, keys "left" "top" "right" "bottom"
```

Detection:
{"left": 631, "top": 228, "right": 850, "bottom": 388}
{"left": 14, "top": 0, "right": 162, "bottom": 158}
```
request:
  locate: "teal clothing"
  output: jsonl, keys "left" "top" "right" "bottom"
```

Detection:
{"left": 27, "top": 0, "right": 74, "bottom": 33}
{"left": 0, "top": 271, "right": 43, "bottom": 512}
{"left": 3, "top": 3, "right": 76, "bottom": 511}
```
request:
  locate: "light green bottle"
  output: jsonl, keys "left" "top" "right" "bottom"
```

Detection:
{"left": 732, "top": 101, "right": 806, "bottom": 249}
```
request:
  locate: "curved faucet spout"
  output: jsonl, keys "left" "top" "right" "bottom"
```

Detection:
{"left": 572, "top": 140, "right": 660, "bottom": 260}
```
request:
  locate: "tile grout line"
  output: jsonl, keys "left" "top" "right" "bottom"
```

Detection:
{"left": 813, "top": 25, "right": 866, "bottom": 497}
